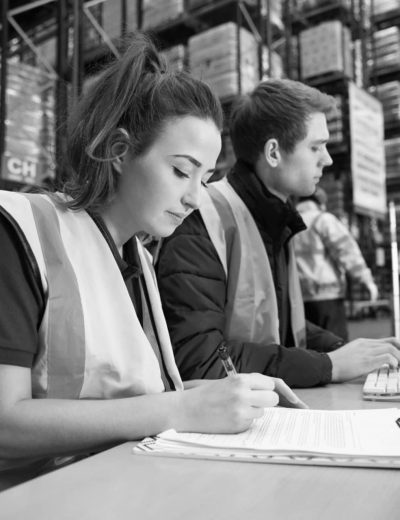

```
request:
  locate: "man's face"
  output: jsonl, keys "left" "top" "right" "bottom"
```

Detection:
{"left": 270, "top": 112, "right": 333, "bottom": 200}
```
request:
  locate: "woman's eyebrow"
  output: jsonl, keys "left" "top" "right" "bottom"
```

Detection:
{"left": 170, "top": 154, "right": 215, "bottom": 173}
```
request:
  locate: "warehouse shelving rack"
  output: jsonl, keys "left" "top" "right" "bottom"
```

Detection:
{"left": 0, "top": 0, "right": 283, "bottom": 186}
{"left": 283, "top": 0, "right": 389, "bottom": 312}
{"left": 0, "top": 0, "right": 139, "bottom": 188}
{"left": 368, "top": 2, "right": 400, "bottom": 306}
{"left": 135, "top": 0, "right": 285, "bottom": 175}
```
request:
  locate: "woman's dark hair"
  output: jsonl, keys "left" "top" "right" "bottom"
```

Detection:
{"left": 62, "top": 33, "right": 223, "bottom": 212}
{"left": 230, "top": 78, "right": 335, "bottom": 166}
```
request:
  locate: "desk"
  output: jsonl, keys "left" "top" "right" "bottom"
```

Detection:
{"left": 0, "top": 380, "right": 399, "bottom": 520}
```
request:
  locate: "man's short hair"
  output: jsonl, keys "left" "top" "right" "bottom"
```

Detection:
{"left": 230, "top": 79, "right": 336, "bottom": 165}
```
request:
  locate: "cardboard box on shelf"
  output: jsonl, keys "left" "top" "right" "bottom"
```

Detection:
{"left": 188, "top": 22, "right": 259, "bottom": 99}
{"left": 160, "top": 45, "right": 186, "bottom": 71}
{"left": 142, "top": 0, "right": 184, "bottom": 29}
{"left": 300, "top": 20, "right": 353, "bottom": 80}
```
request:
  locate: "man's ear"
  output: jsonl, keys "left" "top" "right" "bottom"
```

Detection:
{"left": 263, "top": 138, "right": 280, "bottom": 167}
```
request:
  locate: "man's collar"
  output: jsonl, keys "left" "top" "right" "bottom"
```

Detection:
{"left": 228, "top": 160, "right": 306, "bottom": 241}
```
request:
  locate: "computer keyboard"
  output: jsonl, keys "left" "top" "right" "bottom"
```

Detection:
{"left": 363, "top": 365, "right": 400, "bottom": 401}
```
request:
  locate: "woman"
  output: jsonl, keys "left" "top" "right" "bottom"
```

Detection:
{"left": 0, "top": 34, "right": 303, "bottom": 489}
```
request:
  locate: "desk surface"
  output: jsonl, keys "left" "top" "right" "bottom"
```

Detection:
{"left": 1, "top": 380, "right": 400, "bottom": 520}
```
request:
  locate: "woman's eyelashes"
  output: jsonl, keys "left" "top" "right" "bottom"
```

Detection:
{"left": 173, "top": 166, "right": 209, "bottom": 188}
{"left": 173, "top": 166, "right": 189, "bottom": 179}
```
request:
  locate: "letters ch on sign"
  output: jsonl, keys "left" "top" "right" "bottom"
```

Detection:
{"left": 6, "top": 156, "right": 37, "bottom": 181}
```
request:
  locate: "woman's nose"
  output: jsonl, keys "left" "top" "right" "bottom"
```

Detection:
{"left": 182, "top": 181, "right": 202, "bottom": 210}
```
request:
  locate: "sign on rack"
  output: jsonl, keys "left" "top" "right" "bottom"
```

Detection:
{"left": 348, "top": 82, "right": 387, "bottom": 219}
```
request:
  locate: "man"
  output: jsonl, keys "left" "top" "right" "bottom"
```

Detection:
{"left": 294, "top": 187, "right": 378, "bottom": 341}
{"left": 156, "top": 79, "right": 400, "bottom": 388}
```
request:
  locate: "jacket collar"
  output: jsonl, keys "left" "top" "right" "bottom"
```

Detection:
{"left": 228, "top": 160, "right": 306, "bottom": 242}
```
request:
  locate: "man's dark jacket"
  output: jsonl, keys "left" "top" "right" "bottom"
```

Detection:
{"left": 157, "top": 160, "right": 343, "bottom": 387}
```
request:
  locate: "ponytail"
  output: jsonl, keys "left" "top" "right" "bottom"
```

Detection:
{"left": 62, "top": 33, "right": 222, "bottom": 212}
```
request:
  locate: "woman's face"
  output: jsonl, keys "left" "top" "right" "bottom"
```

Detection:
{"left": 110, "top": 115, "right": 221, "bottom": 242}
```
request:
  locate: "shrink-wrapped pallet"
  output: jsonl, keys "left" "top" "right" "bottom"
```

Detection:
{"left": 300, "top": 20, "right": 353, "bottom": 79}
{"left": 188, "top": 22, "right": 259, "bottom": 99}
{"left": 376, "top": 81, "right": 400, "bottom": 123}
{"left": 142, "top": 0, "right": 184, "bottom": 29}
{"left": 160, "top": 45, "right": 186, "bottom": 71}
{"left": 384, "top": 137, "right": 400, "bottom": 179}
{"left": 0, "top": 61, "right": 55, "bottom": 185}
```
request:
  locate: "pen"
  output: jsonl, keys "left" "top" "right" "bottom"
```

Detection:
{"left": 217, "top": 342, "right": 237, "bottom": 377}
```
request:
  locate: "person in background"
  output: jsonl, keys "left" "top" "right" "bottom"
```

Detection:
{"left": 0, "top": 36, "right": 301, "bottom": 491}
{"left": 294, "top": 187, "right": 379, "bottom": 342}
{"left": 157, "top": 78, "right": 400, "bottom": 388}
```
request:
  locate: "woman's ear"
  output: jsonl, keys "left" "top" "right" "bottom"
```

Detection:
{"left": 263, "top": 138, "right": 280, "bottom": 167}
{"left": 112, "top": 156, "right": 123, "bottom": 174}
{"left": 111, "top": 127, "right": 130, "bottom": 174}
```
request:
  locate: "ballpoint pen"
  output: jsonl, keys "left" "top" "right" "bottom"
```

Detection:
{"left": 217, "top": 342, "right": 237, "bottom": 377}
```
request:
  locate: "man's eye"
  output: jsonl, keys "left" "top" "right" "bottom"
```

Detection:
{"left": 201, "top": 181, "right": 209, "bottom": 189}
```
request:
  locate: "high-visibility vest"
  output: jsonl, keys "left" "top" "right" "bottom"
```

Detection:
{"left": 199, "top": 179, "right": 306, "bottom": 348}
{"left": 0, "top": 191, "right": 183, "bottom": 399}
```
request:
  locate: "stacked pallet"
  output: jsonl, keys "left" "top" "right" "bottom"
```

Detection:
{"left": 142, "top": 0, "right": 184, "bottom": 29}
{"left": 327, "top": 95, "right": 344, "bottom": 145}
{"left": 384, "top": 137, "right": 400, "bottom": 180}
{"left": 375, "top": 81, "right": 400, "bottom": 124}
{"left": 373, "top": 27, "right": 400, "bottom": 74}
{"left": 1, "top": 61, "right": 55, "bottom": 186}
{"left": 372, "top": 0, "right": 399, "bottom": 15}
{"left": 299, "top": 20, "right": 353, "bottom": 80}
{"left": 188, "top": 22, "right": 259, "bottom": 99}
{"left": 160, "top": 45, "right": 186, "bottom": 71}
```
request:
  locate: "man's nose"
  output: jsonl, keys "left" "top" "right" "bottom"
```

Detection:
{"left": 323, "top": 148, "right": 333, "bottom": 167}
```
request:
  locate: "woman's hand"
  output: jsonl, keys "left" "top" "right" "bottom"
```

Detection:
{"left": 176, "top": 373, "right": 306, "bottom": 434}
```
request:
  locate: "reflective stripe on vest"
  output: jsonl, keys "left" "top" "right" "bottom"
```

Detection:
{"left": 0, "top": 191, "right": 183, "bottom": 399}
{"left": 200, "top": 179, "right": 306, "bottom": 348}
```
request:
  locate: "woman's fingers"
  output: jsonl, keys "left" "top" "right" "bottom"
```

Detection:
{"left": 233, "top": 374, "right": 308, "bottom": 409}
{"left": 237, "top": 372, "right": 275, "bottom": 391}
{"left": 273, "top": 378, "right": 309, "bottom": 409}
{"left": 247, "top": 390, "right": 279, "bottom": 408}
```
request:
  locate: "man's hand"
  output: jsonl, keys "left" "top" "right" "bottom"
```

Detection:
{"left": 328, "top": 337, "right": 400, "bottom": 382}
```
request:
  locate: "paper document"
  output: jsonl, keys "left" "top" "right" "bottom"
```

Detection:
{"left": 134, "top": 408, "right": 400, "bottom": 466}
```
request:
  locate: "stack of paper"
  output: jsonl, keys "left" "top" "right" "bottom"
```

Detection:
{"left": 135, "top": 408, "right": 400, "bottom": 468}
